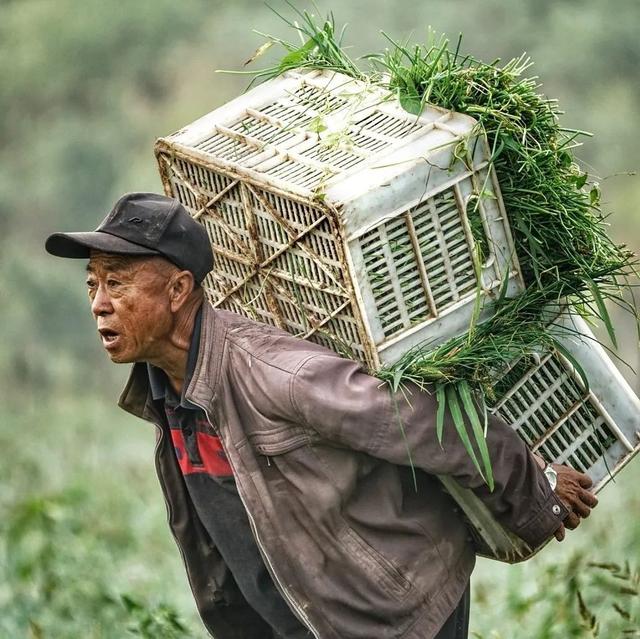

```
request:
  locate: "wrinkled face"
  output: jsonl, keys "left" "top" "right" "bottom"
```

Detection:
{"left": 86, "top": 252, "right": 176, "bottom": 364}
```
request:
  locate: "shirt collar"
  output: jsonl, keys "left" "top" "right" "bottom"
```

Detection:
{"left": 147, "top": 304, "right": 203, "bottom": 408}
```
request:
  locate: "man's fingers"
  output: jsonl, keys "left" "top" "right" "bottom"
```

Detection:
{"left": 579, "top": 489, "right": 598, "bottom": 508}
{"left": 578, "top": 473, "right": 593, "bottom": 489}
{"left": 567, "top": 489, "right": 598, "bottom": 518}
{"left": 554, "top": 524, "right": 566, "bottom": 541}
{"left": 564, "top": 512, "right": 581, "bottom": 529}
{"left": 572, "top": 499, "right": 592, "bottom": 518}
{"left": 550, "top": 463, "right": 598, "bottom": 537}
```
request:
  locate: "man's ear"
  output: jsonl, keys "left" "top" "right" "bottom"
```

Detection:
{"left": 168, "top": 270, "right": 196, "bottom": 311}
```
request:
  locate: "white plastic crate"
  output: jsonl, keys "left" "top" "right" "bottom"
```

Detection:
{"left": 155, "top": 68, "right": 524, "bottom": 370}
{"left": 440, "top": 310, "right": 640, "bottom": 562}
{"left": 155, "top": 69, "right": 640, "bottom": 561}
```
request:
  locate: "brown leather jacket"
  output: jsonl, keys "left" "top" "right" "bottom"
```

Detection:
{"left": 118, "top": 302, "right": 568, "bottom": 639}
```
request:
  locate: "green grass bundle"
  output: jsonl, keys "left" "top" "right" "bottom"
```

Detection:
{"left": 238, "top": 7, "right": 639, "bottom": 485}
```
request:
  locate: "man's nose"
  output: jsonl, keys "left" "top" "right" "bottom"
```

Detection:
{"left": 91, "top": 284, "right": 113, "bottom": 317}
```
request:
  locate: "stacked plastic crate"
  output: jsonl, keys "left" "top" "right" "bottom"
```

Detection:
{"left": 155, "top": 68, "right": 640, "bottom": 561}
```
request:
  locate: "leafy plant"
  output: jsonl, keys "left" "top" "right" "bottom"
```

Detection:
{"left": 122, "top": 594, "right": 193, "bottom": 638}
{"left": 232, "top": 2, "right": 365, "bottom": 87}
{"left": 0, "top": 485, "right": 198, "bottom": 638}
{"left": 472, "top": 553, "right": 640, "bottom": 638}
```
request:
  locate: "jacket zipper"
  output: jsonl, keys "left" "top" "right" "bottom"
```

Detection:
{"left": 192, "top": 399, "right": 321, "bottom": 639}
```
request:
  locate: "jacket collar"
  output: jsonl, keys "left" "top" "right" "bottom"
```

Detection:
{"left": 183, "top": 301, "right": 226, "bottom": 413}
{"left": 118, "top": 301, "right": 225, "bottom": 421}
{"left": 118, "top": 361, "right": 156, "bottom": 421}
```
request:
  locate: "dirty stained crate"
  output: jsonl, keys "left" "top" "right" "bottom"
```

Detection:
{"left": 155, "top": 68, "right": 524, "bottom": 371}
{"left": 155, "top": 68, "right": 640, "bottom": 562}
{"left": 439, "top": 311, "right": 640, "bottom": 562}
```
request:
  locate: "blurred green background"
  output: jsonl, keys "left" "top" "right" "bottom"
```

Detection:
{"left": 1, "top": 1, "right": 639, "bottom": 637}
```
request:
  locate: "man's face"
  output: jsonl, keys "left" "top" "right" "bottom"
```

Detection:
{"left": 86, "top": 252, "right": 175, "bottom": 364}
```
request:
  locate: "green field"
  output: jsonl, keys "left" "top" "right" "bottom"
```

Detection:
{"left": 2, "top": 389, "right": 639, "bottom": 637}
{"left": 1, "top": 1, "right": 639, "bottom": 637}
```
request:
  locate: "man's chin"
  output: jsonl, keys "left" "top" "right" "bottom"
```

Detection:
{"left": 104, "top": 350, "right": 135, "bottom": 364}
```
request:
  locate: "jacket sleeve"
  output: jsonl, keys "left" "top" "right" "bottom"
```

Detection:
{"left": 291, "top": 353, "right": 568, "bottom": 549}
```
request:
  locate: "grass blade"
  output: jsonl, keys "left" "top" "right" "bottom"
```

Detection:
{"left": 551, "top": 337, "right": 590, "bottom": 391}
{"left": 446, "top": 384, "right": 484, "bottom": 482}
{"left": 389, "top": 390, "right": 418, "bottom": 491}
{"left": 436, "top": 384, "right": 446, "bottom": 446}
{"left": 496, "top": 249, "right": 516, "bottom": 307}
{"left": 588, "top": 278, "right": 618, "bottom": 348}
{"left": 459, "top": 381, "right": 495, "bottom": 491}
{"left": 466, "top": 244, "right": 484, "bottom": 341}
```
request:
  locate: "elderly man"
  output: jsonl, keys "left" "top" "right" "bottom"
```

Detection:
{"left": 46, "top": 192, "right": 597, "bottom": 639}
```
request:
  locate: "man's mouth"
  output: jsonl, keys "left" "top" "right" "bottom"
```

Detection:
{"left": 98, "top": 328, "right": 121, "bottom": 349}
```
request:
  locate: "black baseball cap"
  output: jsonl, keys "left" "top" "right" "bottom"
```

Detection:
{"left": 45, "top": 192, "right": 213, "bottom": 283}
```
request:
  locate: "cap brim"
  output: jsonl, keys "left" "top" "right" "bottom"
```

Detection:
{"left": 45, "top": 231, "right": 159, "bottom": 259}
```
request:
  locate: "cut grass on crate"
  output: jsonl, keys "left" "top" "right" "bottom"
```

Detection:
{"left": 236, "top": 6, "right": 639, "bottom": 485}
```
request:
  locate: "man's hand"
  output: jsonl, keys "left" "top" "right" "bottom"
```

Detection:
{"left": 551, "top": 463, "right": 598, "bottom": 541}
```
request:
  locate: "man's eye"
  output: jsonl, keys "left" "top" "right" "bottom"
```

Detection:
{"left": 86, "top": 280, "right": 96, "bottom": 289}
{"left": 107, "top": 279, "right": 120, "bottom": 287}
